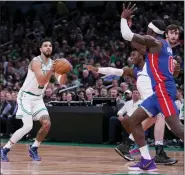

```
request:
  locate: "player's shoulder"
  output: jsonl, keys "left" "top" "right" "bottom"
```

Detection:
{"left": 32, "top": 55, "right": 41, "bottom": 62}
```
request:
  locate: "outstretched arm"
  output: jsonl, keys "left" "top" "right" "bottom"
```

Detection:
{"left": 120, "top": 3, "right": 162, "bottom": 51}
{"left": 86, "top": 65, "right": 135, "bottom": 78}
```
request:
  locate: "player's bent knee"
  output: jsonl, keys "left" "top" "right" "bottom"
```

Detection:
{"left": 22, "top": 123, "right": 33, "bottom": 133}
{"left": 42, "top": 120, "right": 51, "bottom": 131}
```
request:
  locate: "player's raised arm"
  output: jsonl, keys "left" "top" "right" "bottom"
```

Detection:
{"left": 120, "top": 3, "right": 162, "bottom": 51}
{"left": 86, "top": 65, "right": 135, "bottom": 78}
{"left": 31, "top": 59, "right": 54, "bottom": 86}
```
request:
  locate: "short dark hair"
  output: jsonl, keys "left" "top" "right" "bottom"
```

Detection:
{"left": 165, "top": 24, "right": 181, "bottom": 34}
{"left": 151, "top": 20, "right": 166, "bottom": 34}
{"left": 40, "top": 38, "right": 52, "bottom": 47}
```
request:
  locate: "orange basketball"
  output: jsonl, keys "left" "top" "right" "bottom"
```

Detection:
{"left": 54, "top": 58, "right": 72, "bottom": 75}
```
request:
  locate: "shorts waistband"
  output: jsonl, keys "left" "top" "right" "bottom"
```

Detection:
{"left": 137, "top": 74, "right": 148, "bottom": 77}
{"left": 22, "top": 90, "right": 42, "bottom": 96}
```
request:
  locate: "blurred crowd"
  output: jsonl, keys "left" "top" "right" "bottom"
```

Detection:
{"left": 0, "top": 2, "right": 184, "bottom": 143}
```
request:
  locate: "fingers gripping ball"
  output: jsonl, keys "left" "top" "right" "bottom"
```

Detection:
{"left": 54, "top": 58, "right": 72, "bottom": 75}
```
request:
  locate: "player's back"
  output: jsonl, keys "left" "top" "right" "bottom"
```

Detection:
{"left": 146, "top": 38, "right": 176, "bottom": 96}
{"left": 21, "top": 56, "right": 53, "bottom": 96}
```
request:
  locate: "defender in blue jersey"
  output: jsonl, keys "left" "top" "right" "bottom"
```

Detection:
{"left": 120, "top": 2, "right": 184, "bottom": 171}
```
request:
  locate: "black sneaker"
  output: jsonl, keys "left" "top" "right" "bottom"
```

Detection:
{"left": 177, "top": 140, "right": 184, "bottom": 148}
{"left": 114, "top": 139, "right": 135, "bottom": 161}
{"left": 155, "top": 145, "right": 178, "bottom": 165}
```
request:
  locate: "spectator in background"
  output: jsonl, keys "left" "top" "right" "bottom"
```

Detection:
{"left": 81, "top": 69, "right": 94, "bottom": 88}
{"left": 109, "top": 88, "right": 125, "bottom": 109}
{"left": 0, "top": 92, "right": 15, "bottom": 138}
{"left": 94, "top": 88, "right": 99, "bottom": 97}
{"left": 61, "top": 92, "right": 67, "bottom": 101}
{"left": 44, "top": 88, "right": 52, "bottom": 103}
{"left": 85, "top": 88, "right": 94, "bottom": 101}
{"left": 109, "top": 88, "right": 118, "bottom": 98}
{"left": 50, "top": 93, "right": 57, "bottom": 101}
{"left": 94, "top": 78, "right": 104, "bottom": 93}
{"left": 124, "top": 90, "right": 133, "bottom": 102}
{"left": 66, "top": 92, "right": 73, "bottom": 103}
{"left": 77, "top": 90, "right": 85, "bottom": 101}
{"left": 106, "top": 89, "right": 141, "bottom": 145}
{"left": 112, "top": 79, "right": 119, "bottom": 89}
{"left": 175, "top": 88, "right": 184, "bottom": 120}
{"left": 120, "top": 82, "right": 129, "bottom": 94}
{"left": 100, "top": 88, "right": 108, "bottom": 97}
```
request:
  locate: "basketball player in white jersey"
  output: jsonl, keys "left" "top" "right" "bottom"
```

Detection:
{"left": 1, "top": 38, "right": 68, "bottom": 161}
{"left": 86, "top": 48, "right": 180, "bottom": 165}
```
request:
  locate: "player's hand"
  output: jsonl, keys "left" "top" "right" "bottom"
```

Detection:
{"left": 121, "top": 2, "right": 137, "bottom": 20}
{"left": 51, "top": 59, "right": 59, "bottom": 72}
{"left": 174, "top": 62, "right": 181, "bottom": 72}
{"left": 127, "top": 15, "right": 134, "bottom": 27}
{"left": 85, "top": 65, "right": 99, "bottom": 72}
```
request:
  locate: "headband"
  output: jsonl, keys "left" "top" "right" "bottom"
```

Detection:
{"left": 148, "top": 22, "right": 165, "bottom": 35}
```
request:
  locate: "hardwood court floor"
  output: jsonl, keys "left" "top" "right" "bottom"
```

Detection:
{"left": 1, "top": 142, "right": 184, "bottom": 175}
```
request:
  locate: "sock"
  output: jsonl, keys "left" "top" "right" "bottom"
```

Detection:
{"left": 3, "top": 140, "right": 14, "bottom": 149}
{"left": 129, "top": 134, "right": 135, "bottom": 141}
{"left": 139, "top": 145, "right": 151, "bottom": 160}
{"left": 31, "top": 140, "right": 41, "bottom": 148}
{"left": 155, "top": 141, "right": 163, "bottom": 146}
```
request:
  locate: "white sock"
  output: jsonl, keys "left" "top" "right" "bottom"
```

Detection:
{"left": 3, "top": 140, "right": 14, "bottom": 149}
{"left": 31, "top": 140, "right": 41, "bottom": 148}
{"left": 129, "top": 134, "right": 135, "bottom": 141}
{"left": 155, "top": 141, "right": 163, "bottom": 145}
{"left": 139, "top": 145, "right": 151, "bottom": 160}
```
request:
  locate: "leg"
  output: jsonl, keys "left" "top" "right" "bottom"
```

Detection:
{"left": 29, "top": 102, "right": 51, "bottom": 161}
{"left": 154, "top": 84, "right": 184, "bottom": 141}
{"left": 154, "top": 114, "right": 165, "bottom": 144}
{"left": 120, "top": 115, "right": 132, "bottom": 134}
{"left": 129, "top": 107, "right": 149, "bottom": 148}
{"left": 116, "top": 114, "right": 155, "bottom": 161}
{"left": 115, "top": 115, "right": 135, "bottom": 161}
{"left": 1, "top": 114, "right": 33, "bottom": 162}
{"left": 154, "top": 114, "right": 178, "bottom": 165}
{"left": 34, "top": 115, "right": 51, "bottom": 144}
{"left": 129, "top": 117, "right": 156, "bottom": 143}
{"left": 165, "top": 115, "right": 184, "bottom": 141}
{"left": 128, "top": 95, "right": 159, "bottom": 171}
{"left": 107, "top": 116, "right": 121, "bottom": 144}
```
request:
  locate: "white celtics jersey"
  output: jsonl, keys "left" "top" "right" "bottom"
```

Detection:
{"left": 136, "top": 63, "right": 153, "bottom": 100}
{"left": 21, "top": 56, "right": 53, "bottom": 95}
{"left": 137, "top": 63, "right": 148, "bottom": 76}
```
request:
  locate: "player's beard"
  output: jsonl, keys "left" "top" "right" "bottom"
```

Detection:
{"left": 43, "top": 52, "right": 51, "bottom": 58}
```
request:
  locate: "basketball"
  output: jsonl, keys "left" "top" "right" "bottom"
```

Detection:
{"left": 54, "top": 58, "right": 72, "bottom": 75}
